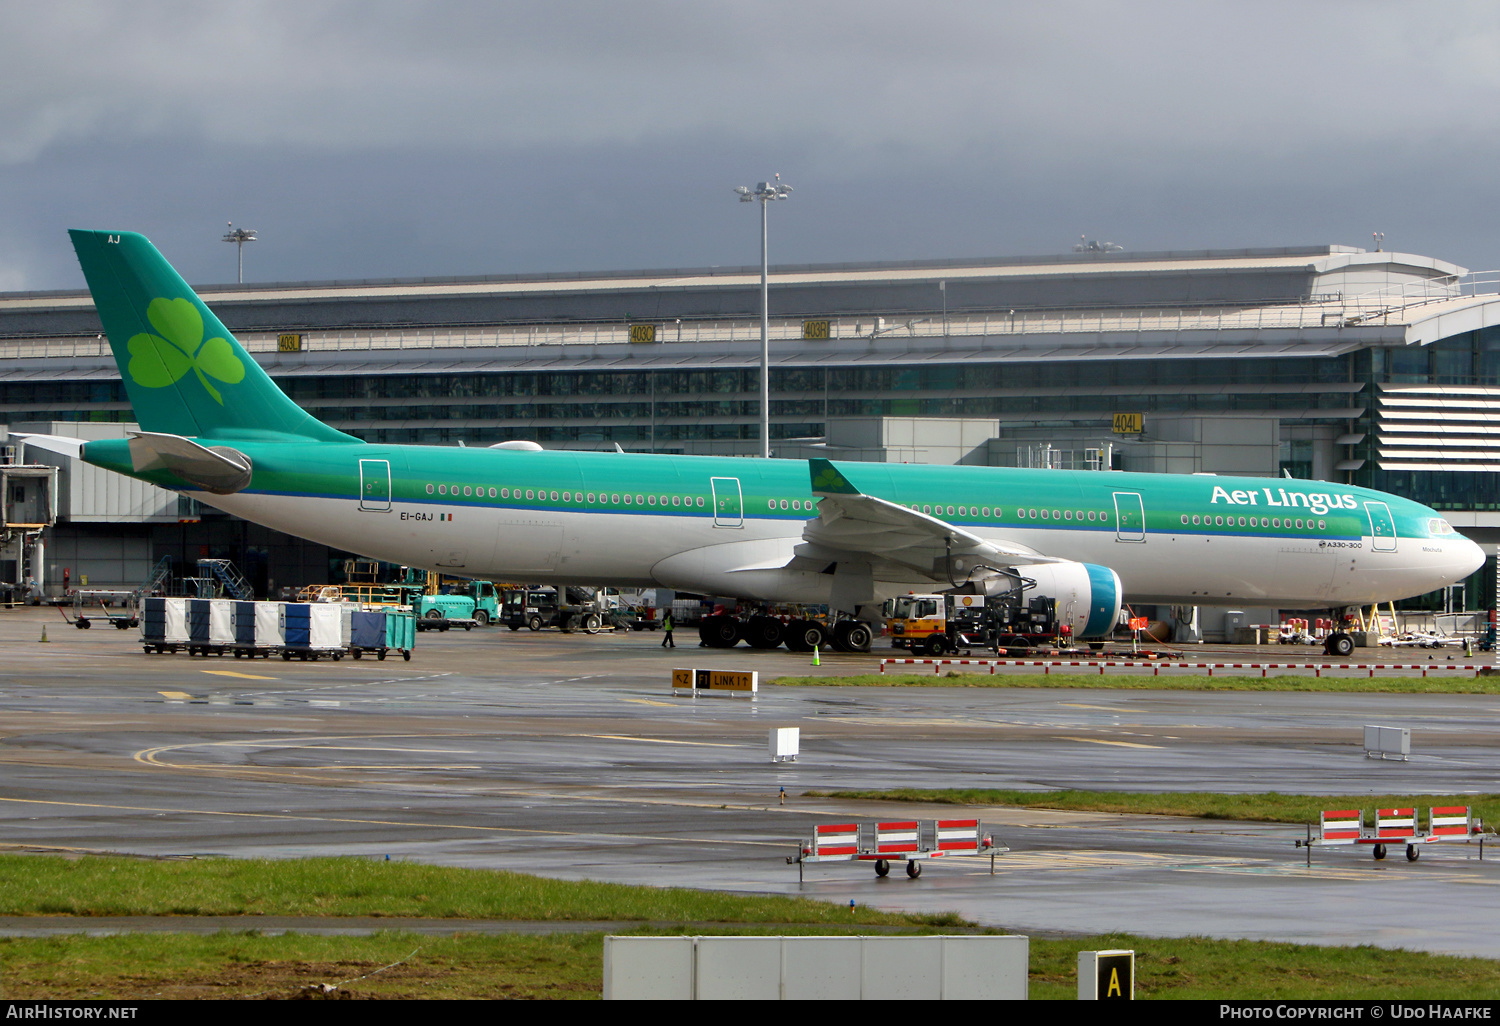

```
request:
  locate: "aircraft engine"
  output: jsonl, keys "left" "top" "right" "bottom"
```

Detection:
{"left": 973, "top": 561, "right": 1122, "bottom": 639}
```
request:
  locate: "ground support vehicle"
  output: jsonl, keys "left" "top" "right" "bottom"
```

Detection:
{"left": 888, "top": 592, "right": 1067, "bottom": 657}
{"left": 502, "top": 586, "right": 616, "bottom": 632}
{"left": 62, "top": 590, "right": 139, "bottom": 630}
{"left": 417, "top": 579, "right": 500, "bottom": 626}
{"left": 790, "top": 818, "right": 1007, "bottom": 881}
{"left": 350, "top": 608, "right": 416, "bottom": 661}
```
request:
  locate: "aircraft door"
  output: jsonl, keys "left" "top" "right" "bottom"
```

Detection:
{"left": 1113, "top": 491, "right": 1146, "bottom": 542}
{"left": 359, "top": 459, "right": 391, "bottom": 512}
{"left": 711, "top": 477, "right": 743, "bottom": 528}
{"left": 1365, "top": 501, "right": 1398, "bottom": 552}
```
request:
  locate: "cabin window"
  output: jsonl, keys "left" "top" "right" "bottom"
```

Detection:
{"left": 1181, "top": 515, "right": 1189, "bottom": 525}
{"left": 612, "top": 493, "right": 620, "bottom": 503}
{"left": 777, "top": 499, "right": 786, "bottom": 509}
{"left": 624, "top": 494, "right": 633, "bottom": 505}
{"left": 426, "top": 484, "right": 435, "bottom": 494}
{"left": 696, "top": 496, "right": 705, "bottom": 506}
{"left": 671, "top": 495, "right": 680, "bottom": 506}
{"left": 1062, "top": 510, "right": 1071, "bottom": 520}
{"left": 648, "top": 495, "right": 657, "bottom": 505}
{"left": 634, "top": 494, "right": 643, "bottom": 504}
{"left": 1318, "top": 519, "right": 1326, "bottom": 530}
{"left": 1029, "top": 509, "right": 1038, "bottom": 518}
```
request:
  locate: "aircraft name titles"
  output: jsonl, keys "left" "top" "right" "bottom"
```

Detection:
{"left": 1209, "top": 485, "right": 1360, "bottom": 516}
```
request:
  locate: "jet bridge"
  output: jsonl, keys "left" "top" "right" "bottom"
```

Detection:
{"left": 0, "top": 449, "right": 59, "bottom": 603}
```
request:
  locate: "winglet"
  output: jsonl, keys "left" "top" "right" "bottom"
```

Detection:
{"left": 809, "top": 458, "right": 860, "bottom": 496}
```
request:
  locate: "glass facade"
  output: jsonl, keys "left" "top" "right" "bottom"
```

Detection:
{"left": 2, "top": 333, "right": 1495, "bottom": 514}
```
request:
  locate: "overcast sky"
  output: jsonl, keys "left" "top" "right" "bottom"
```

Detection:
{"left": 3, "top": 1, "right": 1500, "bottom": 291}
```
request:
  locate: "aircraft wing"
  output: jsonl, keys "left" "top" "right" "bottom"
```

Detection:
{"left": 795, "top": 458, "right": 1060, "bottom": 585}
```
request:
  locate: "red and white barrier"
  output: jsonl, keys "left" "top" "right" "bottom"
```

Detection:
{"left": 875, "top": 821, "right": 920, "bottom": 854}
{"left": 1429, "top": 807, "right": 1473, "bottom": 839}
{"left": 793, "top": 817, "right": 1006, "bottom": 880}
{"left": 1319, "top": 809, "right": 1363, "bottom": 844}
{"left": 1298, "top": 806, "right": 1488, "bottom": 863}
{"left": 813, "top": 823, "right": 859, "bottom": 857}
{"left": 879, "top": 658, "right": 1491, "bottom": 678}
{"left": 1375, "top": 808, "right": 1417, "bottom": 840}
{"left": 937, "top": 819, "right": 983, "bottom": 853}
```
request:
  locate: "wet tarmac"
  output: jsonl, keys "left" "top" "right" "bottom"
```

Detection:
{"left": 2, "top": 608, "right": 1497, "bottom": 955}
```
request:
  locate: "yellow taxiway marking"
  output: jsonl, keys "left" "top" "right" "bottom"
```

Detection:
{"left": 575, "top": 734, "right": 740, "bottom": 748}
{"left": 200, "top": 670, "right": 278, "bottom": 680}
{"left": 1054, "top": 735, "right": 1163, "bottom": 749}
{"left": 621, "top": 698, "right": 677, "bottom": 707}
{"left": 1059, "top": 703, "right": 1131, "bottom": 712}
{"left": 157, "top": 691, "right": 193, "bottom": 699}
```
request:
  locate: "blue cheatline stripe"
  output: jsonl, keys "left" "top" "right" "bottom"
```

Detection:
{"left": 1082, "top": 563, "right": 1119, "bottom": 639}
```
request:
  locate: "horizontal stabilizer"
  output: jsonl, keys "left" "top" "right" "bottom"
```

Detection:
{"left": 8, "top": 433, "right": 87, "bottom": 460}
{"left": 127, "top": 431, "right": 253, "bottom": 494}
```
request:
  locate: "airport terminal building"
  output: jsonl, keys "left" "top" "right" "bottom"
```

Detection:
{"left": 3, "top": 242, "right": 1498, "bottom": 612}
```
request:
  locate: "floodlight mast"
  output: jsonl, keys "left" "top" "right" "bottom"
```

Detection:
{"left": 734, "top": 176, "right": 792, "bottom": 458}
{"left": 221, "top": 222, "right": 258, "bottom": 284}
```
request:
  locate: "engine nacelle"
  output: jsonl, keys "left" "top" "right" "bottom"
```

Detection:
{"left": 982, "top": 561, "right": 1121, "bottom": 639}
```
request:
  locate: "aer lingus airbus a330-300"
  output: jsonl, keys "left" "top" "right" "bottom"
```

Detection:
{"left": 16, "top": 230, "right": 1485, "bottom": 655}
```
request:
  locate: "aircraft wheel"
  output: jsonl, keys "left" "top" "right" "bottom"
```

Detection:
{"left": 745, "top": 615, "right": 784, "bottom": 650}
{"left": 698, "top": 615, "right": 741, "bottom": 648}
{"left": 1326, "top": 632, "right": 1355, "bottom": 658}
{"left": 906, "top": 860, "right": 922, "bottom": 878}
{"left": 833, "top": 620, "right": 873, "bottom": 653}
{"left": 1373, "top": 844, "right": 1387, "bottom": 860}
{"left": 874, "top": 859, "right": 890, "bottom": 878}
{"left": 1407, "top": 845, "right": 1420, "bottom": 862}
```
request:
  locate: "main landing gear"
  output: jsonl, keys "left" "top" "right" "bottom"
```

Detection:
{"left": 697, "top": 613, "right": 873, "bottom": 653}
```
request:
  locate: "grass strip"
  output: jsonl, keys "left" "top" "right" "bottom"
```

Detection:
{"left": 773, "top": 672, "right": 1500, "bottom": 692}
{"left": 801, "top": 788, "right": 1500, "bottom": 827}
{"left": 0, "top": 855, "right": 957, "bottom": 926}
{"left": 3, "top": 929, "right": 1498, "bottom": 1000}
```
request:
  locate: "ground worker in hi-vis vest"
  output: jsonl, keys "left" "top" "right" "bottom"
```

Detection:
{"left": 661, "top": 611, "right": 675, "bottom": 648}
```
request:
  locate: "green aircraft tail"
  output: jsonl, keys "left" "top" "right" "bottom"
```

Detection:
{"left": 69, "top": 229, "right": 355, "bottom": 443}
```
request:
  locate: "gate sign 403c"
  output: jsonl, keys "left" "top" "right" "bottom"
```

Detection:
{"left": 629, "top": 324, "right": 658, "bottom": 344}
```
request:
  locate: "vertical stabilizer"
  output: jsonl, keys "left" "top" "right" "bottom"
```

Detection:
{"left": 69, "top": 230, "right": 355, "bottom": 442}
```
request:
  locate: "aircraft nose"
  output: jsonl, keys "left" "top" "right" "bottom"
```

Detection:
{"left": 1455, "top": 535, "right": 1487, "bottom": 579}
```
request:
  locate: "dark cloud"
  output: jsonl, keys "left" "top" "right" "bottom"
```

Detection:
{"left": 3, "top": 1, "right": 1499, "bottom": 290}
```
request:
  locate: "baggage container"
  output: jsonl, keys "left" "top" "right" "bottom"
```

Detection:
{"left": 349, "top": 608, "right": 416, "bottom": 661}
{"left": 229, "top": 600, "right": 280, "bottom": 658}
{"left": 279, "top": 602, "right": 347, "bottom": 660}
{"left": 141, "top": 597, "right": 188, "bottom": 654}
{"left": 186, "top": 598, "right": 235, "bottom": 656}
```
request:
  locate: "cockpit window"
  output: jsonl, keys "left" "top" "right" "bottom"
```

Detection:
{"left": 1428, "top": 518, "right": 1455, "bottom": 535}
